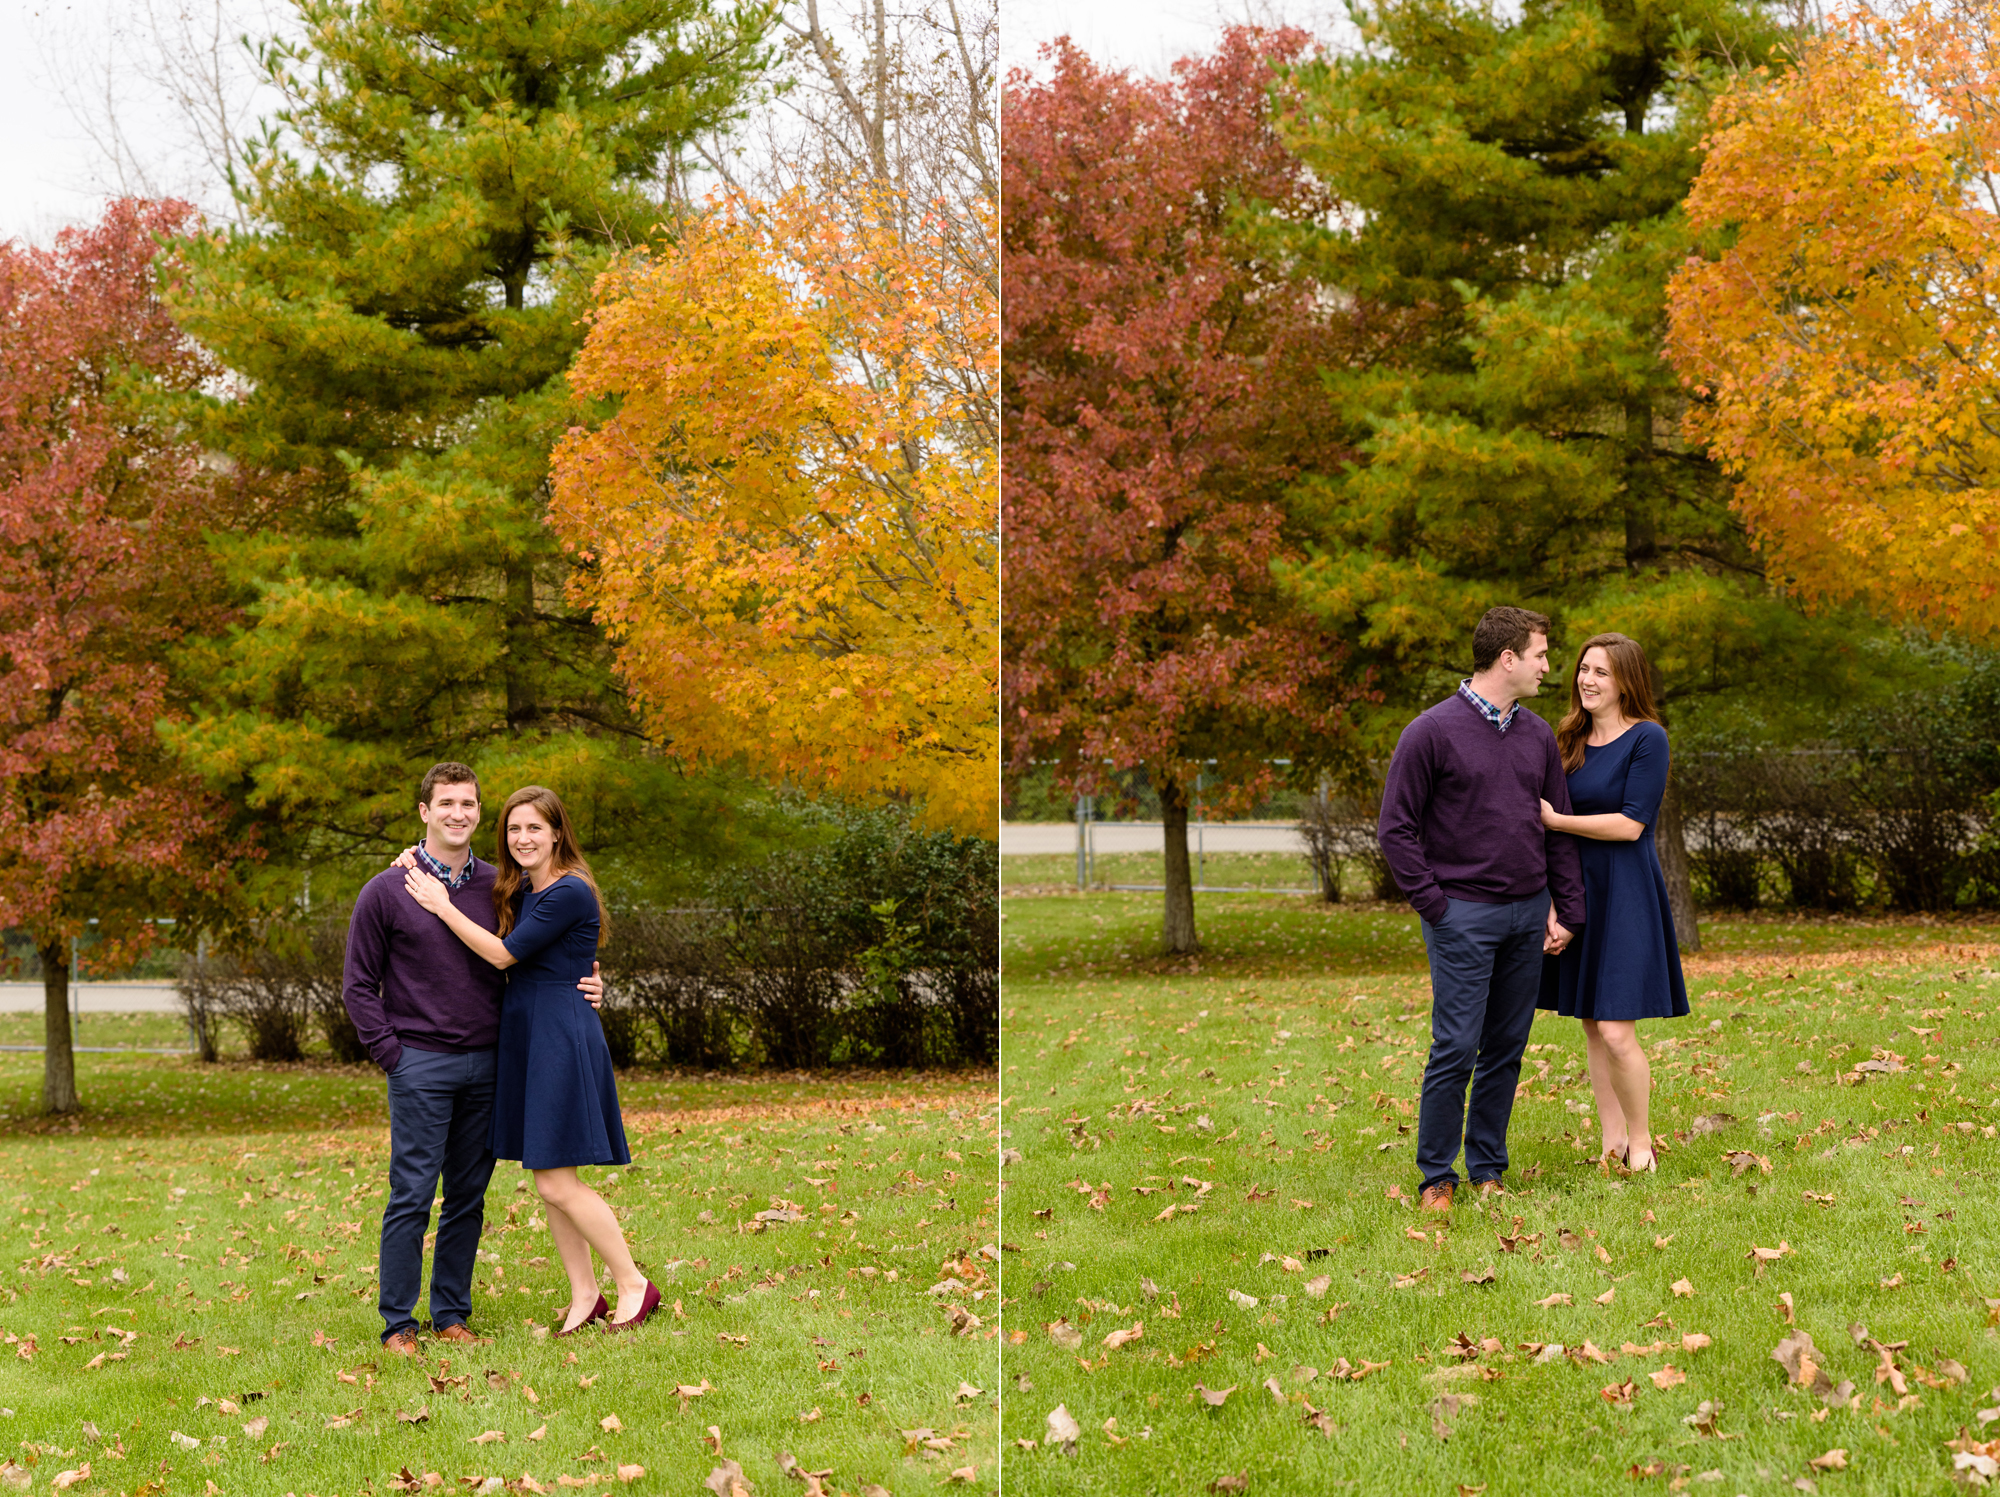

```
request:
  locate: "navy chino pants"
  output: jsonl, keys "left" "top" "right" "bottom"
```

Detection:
{"left": 379, "top": 1045, "right": 497, "bottom": 1341}
{"left": 1415, "top": 892, "right": 1550, "bottom": 1191}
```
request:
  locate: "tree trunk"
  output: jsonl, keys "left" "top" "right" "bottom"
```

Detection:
{"left": 1656, "top": 772, "right": 1702, "bottom": 953}
{"left": 1624, "top": 396, "right": 1658, "bottom": 570}
{"left": 1157, "top": 773, "right": 1198, "bottom": 955}
{"left": 504, "top": 561, "right": 538, "bottom": 733}
{"left": 41, "top": 940, "right": 77, "bottom": 1114}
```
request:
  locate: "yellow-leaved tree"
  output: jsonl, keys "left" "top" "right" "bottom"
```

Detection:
{"left": 550, "top": 188, "right": 998, "bottom": 836}
{"left": 1666, "top": 1, "right": 2000, "bottom": 635}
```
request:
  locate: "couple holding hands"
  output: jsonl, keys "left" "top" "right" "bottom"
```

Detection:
{"left": 1381, "top": 608, "right": 1689, "bottom": 1211}
{"left": 341, "top": 762, "right": 660, "bottom": 1352}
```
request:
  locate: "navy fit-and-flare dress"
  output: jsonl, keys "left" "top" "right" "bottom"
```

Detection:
{"left": 489, "top": 874, "right": 632, "bottom": 1171}
{"left": 1537, "top": 720, "right": 1690, "bottom": 1022}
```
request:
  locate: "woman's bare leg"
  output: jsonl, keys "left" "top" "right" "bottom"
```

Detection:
{"left": 542, "top": 1198, "right": 601, "bottom": 1332}
{"left": 535, "top": 1167, "right": 648, "bottom": 1320}
{"left": 1582, "top": 1019, "right": 1629, "bottom": 1160}
{"left": 1590, "top": 1019, "right": 1654, "bottom": 1167}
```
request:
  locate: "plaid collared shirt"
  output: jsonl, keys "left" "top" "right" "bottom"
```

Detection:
{"left": 1458, "top": 678, "right": 1517, "bottom": 733}
{"left": 413, "top": 841, "right": 477, "bottom": 891}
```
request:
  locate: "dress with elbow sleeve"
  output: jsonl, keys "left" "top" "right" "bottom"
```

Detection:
{"left": 489, "top": 874, "right": 631, "bottom": 1170}
{"left": 1537, "top": 721, "right": 1689, "bottom": 1021}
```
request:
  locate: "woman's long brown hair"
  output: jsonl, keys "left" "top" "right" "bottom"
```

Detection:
{"left": 491, "top": 785, "right": 610, "bottom": 943}
{"left": 1555, "top": 633, "right": 1664, "bottom": 773}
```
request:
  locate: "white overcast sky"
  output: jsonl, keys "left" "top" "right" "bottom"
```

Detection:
{"left": 1003, "top": 0, "right": 1233, "bottom": 78}
{"left": 5, "top": 0, "right": 1343, "bottom": 244}
{"left": 3, "top": 0, "right": 130, "bottom": 242}
{"left": 2, "top": 0, "right": 283, "bottom": 244}
{"left": 1003, "top": 0, "right": 1353, "bottom": 79}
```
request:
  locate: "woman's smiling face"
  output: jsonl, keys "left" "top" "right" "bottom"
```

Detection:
{"left": 507, "top": 804, "right": 554, "bottom": 876}
{"left": 1575, "top": 646, "right": 1620, "bottom": 716}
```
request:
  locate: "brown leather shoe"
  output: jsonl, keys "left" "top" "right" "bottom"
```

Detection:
{"left": 1419, "top": 1180, "right": 1455, "bottom": 1213}
{"left": 382, "top": 1330, "right": 420, "bottom": 1357}
{"left": 1473, "top": 1179, "right": 1505, "bottom": 1199}
{"left": 432, "top": 1323, "right": 488, "bottom": 1345}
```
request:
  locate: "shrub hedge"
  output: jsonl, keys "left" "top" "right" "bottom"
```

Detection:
{"left": 177, "top": 806, "right": 998, "bottom": 1069}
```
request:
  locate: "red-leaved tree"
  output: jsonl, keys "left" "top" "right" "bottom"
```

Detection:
{"left": 0, "top": 199, "right": 240, "bottom": 1113}
{"left": 1003, "top": 29, "right": 1374, "bottom": 953}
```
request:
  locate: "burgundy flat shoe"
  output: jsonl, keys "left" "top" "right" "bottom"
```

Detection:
{"left": 604, "top": 1281, "right": 661, "bottom": 1334}
{"left": 555, "top": 1294, "right": 610, "bottom": 1338}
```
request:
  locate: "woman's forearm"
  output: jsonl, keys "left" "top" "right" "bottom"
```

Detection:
{"left": 1549, "top": 810, "right": 1646, "bottom": 842}
{"left": 434, "top": 899, "right": 515, "bottom": 968}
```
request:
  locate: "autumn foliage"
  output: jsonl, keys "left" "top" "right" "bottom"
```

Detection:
{"left": 1666, "top": 0, "right": 2000, "bottom": 635}
{"left": 551, "top": 189, "right": 999, "bottom": 838}
{"left": 1002, "top": 30, "right": 1367, "bottom": 948}
{"left": 0, "top": 200, "right": 237, "bottom": 1109}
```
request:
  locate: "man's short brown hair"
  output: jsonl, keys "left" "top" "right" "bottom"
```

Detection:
{"left": 1472, "top": 607, "right": 1552, "bottom": 673}
{"left": 419, "top": 762, "right": 480, "bottom": 807}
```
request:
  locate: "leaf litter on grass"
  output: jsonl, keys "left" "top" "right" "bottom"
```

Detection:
{"left": 1000, "top": 890, "right": 2000, "bottom": 1492}
{"left": 0, "top": 1047, "right": 995, "bottom": 1496}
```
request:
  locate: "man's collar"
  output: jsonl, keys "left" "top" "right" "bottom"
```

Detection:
{"left": 1458, "top": 677, "right": 1518, "bottom": 730}
{"left": 414, "top": 839, "right": 477, "bottom": 891}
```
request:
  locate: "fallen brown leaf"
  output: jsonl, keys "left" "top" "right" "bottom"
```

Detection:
{"left": 1772, "top": 1330, "right": 1833, "bottom": 1393}
{"left": 1102, "top": 1322, "right": 1144, "bottom": 1351}
{"left": 1045, "top": 1404, "right": 1081, "bottom": 1455}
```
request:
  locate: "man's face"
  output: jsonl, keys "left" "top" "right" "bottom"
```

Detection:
{"left": 418, "top": 783, "right": 481, "bottom": 852}
{"left": 1500, "top": 633, "right": 1551, "bottom": 698}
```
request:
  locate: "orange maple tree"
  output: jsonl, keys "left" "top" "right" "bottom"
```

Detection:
{"left": 1665, "top": 0, "right": 2000, "bottom": 634}
{"left": 550, "top": 188, "right": 998, "bottom": 837}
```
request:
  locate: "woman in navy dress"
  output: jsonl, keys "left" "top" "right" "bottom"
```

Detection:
{"left": 405, "top": 785, "right": 660, "bottom": 1335}
{"left": 1535, "top": 633, "right": 1688, "bottom": 1173}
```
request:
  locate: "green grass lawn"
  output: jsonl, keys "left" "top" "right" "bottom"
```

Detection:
{"left": 0, "top": 1044, "right": 999, "bottom": 1497}
{"left": 999, "top": 889, "right": 2000, "bottom": 1495}
{"left": 1003, "top": 852, "right": 1320, "bottom": 894}
{"left": 0, "top": 1013, "right": 190, "bottom": 1054}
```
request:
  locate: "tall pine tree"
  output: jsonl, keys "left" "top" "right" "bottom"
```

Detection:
{"left": 1263, "top": 0, "right": 1873, "bottom": 947}
{"left": 167, "top": 0, "right": 776, "bottom": 883}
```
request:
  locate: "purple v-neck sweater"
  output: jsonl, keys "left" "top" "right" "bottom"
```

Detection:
{"left": 1378, "top": 693, "right": 1587, "bottom": 930}
{"left": 341, "top": 858, "right": 504, "bottom": 1073}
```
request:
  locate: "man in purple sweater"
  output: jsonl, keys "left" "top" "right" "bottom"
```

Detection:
{"left": 343, "top": 762, "right": 602, "bottom": 1354}
{"left": 1378, "top": 608, "right": 1586, "bottom": 1212}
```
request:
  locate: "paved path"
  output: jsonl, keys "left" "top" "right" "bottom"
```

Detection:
{"left": 0, "top": 981, "right": 181, "bottom": 1014}
{"left": 1001, "top": 821, "right": 1309, "bottom": 855}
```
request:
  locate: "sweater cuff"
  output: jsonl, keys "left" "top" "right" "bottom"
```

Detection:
{"left": 1415, "top": 894, "right": 1451, "bottom": 926}
{"left": 373, "top": 1039, "right": 403, "bottom": 1075}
